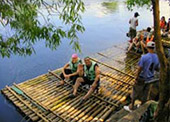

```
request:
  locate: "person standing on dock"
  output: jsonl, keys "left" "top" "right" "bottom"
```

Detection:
{"left": 69, "top": 57, "right": 100, "bottom": 103}
{"left": 56, "top": 54, "right": 82, "bottom": 86}
{"left": 124, "top": 41, "right": 159, "bottom": 112}
{"left": 128, "top": 12, "right": 140, "bottom": 42}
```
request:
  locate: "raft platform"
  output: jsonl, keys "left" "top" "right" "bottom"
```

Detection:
{"left": 0, "top": 43, "right": 146, "bottom": 122}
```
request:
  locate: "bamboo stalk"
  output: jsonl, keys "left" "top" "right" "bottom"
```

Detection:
{"left": 43, "top": 86, "right": 72, "bottom": 106}
{"left": 20, "top": 75, "right": 56, "bottom": 90}
{"left": 49, "top": 70, "right": 119, "bottom": 107}
{"left": 6, "top": 86, "right": 49, "bottom": 122}
{"left": 80, "top": 102, "right": 106, "bottom": 122}
{"left": 89, "top": 57, "right": 135, "bottom": 78}
{"left": 18, "top": 68, "right": 62, "bottom": 86}
{"left": 65, "top": 99, "right": 94, "bottom": 121}
{"left": 97, "top": 52, "right": 137, "bottom": 67}
{"left": 91, "top": 106, "right": 110, "bottom": 122}
{"left": 40, "top": 86, "right": 71, "bottom": 104}
{"left": 13, "top": 83, "right": 49, "bottom": 111}
{"left": 28, "top": 83, "right": 70, "bottom": 102}
{"left": 55, "top": 94, "right": 83, "bottom": 114}
{"left": 76, "top": 100, "right": 101, "bottom": 122}
{"left": 85, "top": 103, "right": 106, "bottom": 122}
{"left": 97, "top": 106, "right": 116, "bottom": 122}
{"left": 37, "top": 85, "right": 71, "bottom": 103}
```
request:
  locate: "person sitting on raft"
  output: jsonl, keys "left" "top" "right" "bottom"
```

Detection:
{"left": 68, "top": 57, "right": 100, "bottom": 104}
{"left": 127, "top": 32, "right": 143, "bottom": 53}
{"left": 141, "top": 27, "right": 154, "bottom": 53}
{"left": 56, "top": 54, "right": 82, "bottom": 86}
{"left": 160, "top": 16, "right": 167, "bottom": 36}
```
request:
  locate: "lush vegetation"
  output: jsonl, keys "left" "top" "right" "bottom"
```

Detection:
{"left": 0, "top": 0, "right": 85, "bottom": 57}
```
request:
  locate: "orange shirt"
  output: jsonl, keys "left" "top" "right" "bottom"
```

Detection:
{"left": 160, "top": 20, "right": 166, "bottom": 29}
{"left": 146, "top": 36, "right": 154, "bottom": 44}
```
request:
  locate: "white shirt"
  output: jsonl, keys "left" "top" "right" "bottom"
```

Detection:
{"left": 130, "top": 17, "right": 138, "bottom": 30}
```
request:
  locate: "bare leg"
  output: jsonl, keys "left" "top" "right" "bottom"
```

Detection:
{"left": 129, "top": 98, "right": 135, "bottom": 110}
{"left": 73, "top": 77, "right": 84, "bottom": 96}
{"left": 57, "top": 70, "right": 71, "bottom": 86}
{"left": 135, "top": 42, "right": 140, "bottom": 53}
{"left": 83, "top": 83, "right": 97, "bottom": 100}
{"left": 127, "top": 42, "right": 134, "bottom": 52}
{"left": 56, "top": 80, "right": 65, "bottom": 86}
{"left": 129, "top": 86, "right": 136, "bottom": 110}
{"left": 140, "top": 41, "right": 145, "bottom": 54}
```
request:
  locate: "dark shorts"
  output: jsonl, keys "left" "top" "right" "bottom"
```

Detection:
{"left": 129, "top": 27, "right": 137, "bottom": 39}
{"left": 60, "top": 69, "right": 78, "bottom": 84}
{"left": 81, "top": 77, "right": 100, "bottom": 88}
{"left": 131, "top": 77, "right": 150, "bottom": 103}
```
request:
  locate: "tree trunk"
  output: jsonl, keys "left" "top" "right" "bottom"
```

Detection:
{"left": 152, "top": 0, "right": 170, "bottom": 122}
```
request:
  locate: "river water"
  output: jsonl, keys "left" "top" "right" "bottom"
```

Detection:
{"left": 0, "top": 0, "right": 170, "bottom": 121}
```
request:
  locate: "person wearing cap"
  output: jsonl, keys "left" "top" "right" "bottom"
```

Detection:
{"left": 56, "top": 54, "right": 82, "bottom": 86}
{"left": 124, "top": 41, "right": 159, "bottom": 112}
{"left": 68, "top": 57, "right": 100, "bottom": 103}
{"left": 141, "top": 27, "right": 154, "bottom": 53}
{"left": 128, "top": 12, "right": 140, "bottom": 41}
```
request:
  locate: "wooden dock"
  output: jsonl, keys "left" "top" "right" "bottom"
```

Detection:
{"left": 1, "top": 43, "right": 142, "bottom": 122}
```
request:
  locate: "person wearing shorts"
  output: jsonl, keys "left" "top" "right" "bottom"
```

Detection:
{"left": 68, "top": 57, "right": 100, "bottom": 103}
{"left": 124, "top": 42, "right": 159, "bottom": 112}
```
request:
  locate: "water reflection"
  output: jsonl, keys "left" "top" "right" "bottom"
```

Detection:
{"left": 101, "top": 1, "right": 119, "bottom": 14}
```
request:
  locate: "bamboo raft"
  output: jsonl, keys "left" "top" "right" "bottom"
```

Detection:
{"left": 1, "top": 43, "right": 140, "bottom": 122}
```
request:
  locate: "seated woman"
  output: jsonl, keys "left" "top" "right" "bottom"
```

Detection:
{"left": 127, "top": 32, "right": 143, "bottom": 53}
{"left": 160, "top": 16, "right": 167, "bottom": 36}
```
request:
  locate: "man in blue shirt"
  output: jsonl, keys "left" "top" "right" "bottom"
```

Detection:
{"left": 124, "top": 41, "right": 159, "bottom": 112}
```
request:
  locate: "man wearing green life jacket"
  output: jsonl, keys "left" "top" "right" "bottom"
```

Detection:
{"left": 56, "top": 54, "right": 82, "bottom": 86}
{"left": 69, "top": 57, "right": 100, "bottom": 103}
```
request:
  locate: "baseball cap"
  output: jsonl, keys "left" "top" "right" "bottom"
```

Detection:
{"left": 147, "top": 41, "right": 155, "bottom": 48}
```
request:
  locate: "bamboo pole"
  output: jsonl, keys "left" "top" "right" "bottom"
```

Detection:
{"left": 80, "top": 102, "right": 106, "bottom": 122}
{"left": 42, "top": 86, "right": 72, "bottom": 106}
{"left": 91, "top": 105, "right": 110, "bottom": 122}
{"left": 97, "top": 106, "right": 116, "bottom": 122}
{"left": 6, "top": 86, "right": 49, "bottom": 122}
{"left": 49, "top": 70, "right": 119, "bottom": 107}
{"left": 18, "top": 68, "right": 62, "bottom": 86}
{"left": 85, "top": 103, "right": 106, "bottom": 122}
{"left": 97, "top": 52, "right": 138, "bottom": 67}
{"left": 55, "top": 94, "right": 83, "bottom": 113}
{"left": 13, "top": 83, "right": 49, "bottom": 111}
{"left": 75, "top": 100, "right": 101, "bottom": 122}
{"left": 89, "top": 57, "right": 135, "bottom": 78}
{"left": 65, "top": 99, "right": 96, "bottom": 121}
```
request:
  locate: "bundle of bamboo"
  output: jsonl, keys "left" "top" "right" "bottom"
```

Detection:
{"left": 1, "top": 45, "right": 141, "bottom": 122}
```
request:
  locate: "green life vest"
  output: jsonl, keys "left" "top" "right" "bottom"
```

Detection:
{"left": 84, "top": 61, "right": 96, "bottom": 81}
{"left": 69, "top": 58, "right": 81, "bottom": 73}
